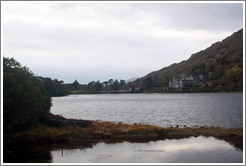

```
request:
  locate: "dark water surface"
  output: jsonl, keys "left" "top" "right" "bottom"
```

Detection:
{"left": 51, "top": 93, "right": 243, "bottom": 128}
{"left": 51, "top": 136, "right": 242, "bottom": 163}
{"left": 4, "top": 136, "right": 243, "bottom": 163}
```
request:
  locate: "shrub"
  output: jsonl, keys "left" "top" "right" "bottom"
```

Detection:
{"left": 3, "top": 57, "right": 51, "bottom": 132}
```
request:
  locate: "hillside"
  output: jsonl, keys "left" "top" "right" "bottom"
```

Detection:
{"left": 130, "top": 29, "right": 243, "bottom": 92}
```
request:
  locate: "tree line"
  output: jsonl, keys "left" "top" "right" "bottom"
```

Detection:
{"left": 64, "top": 76, "right": 157, "bottom": 94}
{"left": 38, "top": 76, "right": 158, "bottom": 95}
{"left": 70, "top": 79, "right": 127, "bottom": 94}
{"left": 2, "top": 57, "right": 146, "bottom": 133}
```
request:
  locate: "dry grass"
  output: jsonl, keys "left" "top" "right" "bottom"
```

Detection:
{"left": 4, "top": 124, "right": 71, "bottom": 144}
{"left": 4, "top": 120, "right": 243, "bottom": 149}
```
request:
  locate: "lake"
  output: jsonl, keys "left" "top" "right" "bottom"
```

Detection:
{"left": 51, "top": 136, "right": 243, "bottom": 163}
{"left": 4, "top": 93, "right": 243, "bottom": 163}
{"left": 51, "top": 93, "right": 243, "bottom": 128}
{"left": 4, "top": 136, "right": 243, "bottom": 163}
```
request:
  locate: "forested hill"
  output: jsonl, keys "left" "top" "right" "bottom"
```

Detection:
{"left": 130, "top": 29, "right": 243, "bottom": 91}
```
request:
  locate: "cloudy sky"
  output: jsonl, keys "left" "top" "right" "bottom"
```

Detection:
{"left": 2, "top": 2, "right": 243, "bottom": 84}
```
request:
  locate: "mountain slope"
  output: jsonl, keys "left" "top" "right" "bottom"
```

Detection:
{"left": 131, "top": 29, "right": 243, "bottom": 91}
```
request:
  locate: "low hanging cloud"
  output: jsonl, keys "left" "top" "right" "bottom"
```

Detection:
{"left": 2, "top": 2, "right": 243, "bottom": 83}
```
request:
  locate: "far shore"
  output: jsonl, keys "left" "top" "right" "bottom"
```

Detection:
{"left": 4, "top": 117, "right": 243, "bottom": 150}
{"left": 70, "top": 90, "right": 243, "bottom": 95}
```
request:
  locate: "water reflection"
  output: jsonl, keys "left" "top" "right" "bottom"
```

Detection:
{"left": 51, "top": 136, "right": 243, "bottom": 163}
{"left": 4, "top": 144, "right": 52, "bottom": 163}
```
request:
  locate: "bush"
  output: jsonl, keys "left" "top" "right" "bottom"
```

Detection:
{"left": 3, "top": 57, "right": 52, "bottom": 132}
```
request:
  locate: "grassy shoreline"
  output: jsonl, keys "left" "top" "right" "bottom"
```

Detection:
{"left": 4, "top": 120, "right": 243, "bottom": 150}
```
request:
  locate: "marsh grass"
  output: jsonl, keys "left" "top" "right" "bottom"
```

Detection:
{"left": 4, "top": 124, "right": 71, "bottom": 144}
{"left": 4, "top": 120, "right": 243, "bottom": 149}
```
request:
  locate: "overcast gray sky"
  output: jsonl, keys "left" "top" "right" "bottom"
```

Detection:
{"left": 2, "top": 2, "right": 243, "bottom": 84}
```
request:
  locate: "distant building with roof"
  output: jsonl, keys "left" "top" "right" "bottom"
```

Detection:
{"left": 169, "top": 73, "right": 209, "bottom": 89}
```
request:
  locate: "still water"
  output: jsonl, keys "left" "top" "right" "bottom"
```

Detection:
{"left": 4, "top": 136, "right": 243, "bottom": 163}
{"left": 51, "top": 93, "right": 243, "bottom": 128}
{"left": 51, "top": 136, "right": 242, "bottom": 163}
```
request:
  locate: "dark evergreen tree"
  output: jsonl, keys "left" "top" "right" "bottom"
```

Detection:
{"left": 72, "top": 80, "right": 80, "bottom": 90}
{"left": 112, "top": 79, "right": 120, "bottom": 91}
{"left": 94, "top": 81, "right": 102, "bottom": 92}
{"left": 38, "top": 77, "right": 69, "bottom": 96}
{"left": 143, "top": 76, "right": 155, "bottom": 90}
